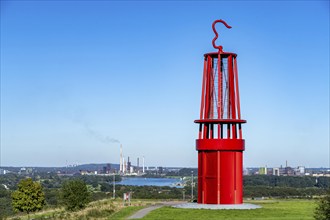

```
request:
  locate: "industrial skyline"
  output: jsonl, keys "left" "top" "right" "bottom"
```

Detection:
{"left": 1, "top": 1, "right": 329, "bottom": 168}
{"left": 119, "top": 144, "right": 145, "bottom": 175}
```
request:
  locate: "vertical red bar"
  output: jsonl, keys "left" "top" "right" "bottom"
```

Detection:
{"left": 205, "top": 56, "right": 214, "bottom": 119}
{"left": 220, "top": 151, "right": 235, "bottom": 204}
{"left": 235, "top": 152, "right": 243, "bottom": 204}
{"left": 234, "top": 57, "right": 241, "bottom": 120}
{"left": 202, "top": 151, "right": 206, "bottom": 203}
{"left": 217, "top": 151, "right": 221, "bottom": 204}
{"left": 206, "top": 151, "right": 218, "bottom": 204}
{"left": 204, "top": 58, "right": 210, "bottom": 119}
{"left": 227, "top": 57, "right": 231, "bottom": 120}
{"left": 228, "top": 55, "right": 236, "bottom": 119}
{"left": 228, "top": 55, "right": 237, "bottom": 139}
{"left": 234, "top": 56, "right": 241, "bottom": 139}
{"left": 217, "top": 53, "right": 222, "bottom": 118}
{"left": 200, "top": 58, "right": 208, "bottom": 119}
{"left": 209, "top": 75, "right": 214, "bottom": 119}
{"left": 198, "top": 152, "right": 203, "bottom": 203}
{"left": 217, "top": 54, "right": 222, "bottom": 139}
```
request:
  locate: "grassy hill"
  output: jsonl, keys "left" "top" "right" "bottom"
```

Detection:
{"left": 8, "top": 199, "right": 317, "bottom": 220}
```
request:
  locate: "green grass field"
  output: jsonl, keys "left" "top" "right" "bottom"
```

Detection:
{"left": 9, "top": 199, "right": 317, "bottom": 220}
{"left": 140, "top": 200, "right": 317, "bottom": 220}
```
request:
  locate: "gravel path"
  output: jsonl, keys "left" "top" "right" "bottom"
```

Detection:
{"left": 127, "top": 205, "right": 163, "bottom": 219}
{"left": 127, "top": 201, "right": 186, "bottom": 219}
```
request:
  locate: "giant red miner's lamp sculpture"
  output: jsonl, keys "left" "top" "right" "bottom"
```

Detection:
{"left": 195, "top": 19, "right": 246, "bottom": 204}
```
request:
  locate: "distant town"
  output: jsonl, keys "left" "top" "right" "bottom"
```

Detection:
{"left": 1, "top": 162, "right": 329, "bottom": 178}
{"left": 2, "top": 144, "right": 329, "bottom": 177}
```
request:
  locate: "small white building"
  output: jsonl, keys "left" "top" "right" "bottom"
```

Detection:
{"left": 272, "top": 168, "right": 280, "bottom": 176}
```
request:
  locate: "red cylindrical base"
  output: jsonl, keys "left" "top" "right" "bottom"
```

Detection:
{"left": 197, "top": 150, "right": 243, "bottom": 204}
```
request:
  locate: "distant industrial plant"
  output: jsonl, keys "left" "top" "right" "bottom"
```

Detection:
{"left": 119, "top": 144, "right": 145, "bottom": 175}
{"left": 0, "top": 148, "right": 329, "bottom": 177}
{"left": 244, "top": 161, "right": 330, "bottom": 177}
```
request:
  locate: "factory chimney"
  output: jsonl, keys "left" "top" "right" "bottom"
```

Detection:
{"left": 142, "top": 156, "right": 145, "bottom": 173}
{"left": 127, "top": 157, "right": 131, "bottom": 173}
{"left": 123, "top": 157, "right": 126, "bottom": 174}
{"left": 120, "top": 144, "right": 123, "bottom": 173}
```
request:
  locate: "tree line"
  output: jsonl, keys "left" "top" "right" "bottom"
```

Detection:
{"left": 0, "top": 173, "right": 121, "bottom": 219}
{"left": 243, "top": 175, "right": 329, "bottom": 188}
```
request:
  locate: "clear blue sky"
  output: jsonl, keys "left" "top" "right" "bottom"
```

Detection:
{"left": 1, "top": 1, "right": 329, "bottom": 168}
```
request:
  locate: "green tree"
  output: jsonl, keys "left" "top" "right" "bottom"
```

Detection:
{"left": 314, "top": 189, "right": 330, "bottom": 220}
{"left": 60, "top": 179, "right": 90, "bottom": 211}
{"left": 0, "top": 184, "right": 14, "bottom": 219}
{"left": 11, "top": 178, "right": 45, "bottom": 215}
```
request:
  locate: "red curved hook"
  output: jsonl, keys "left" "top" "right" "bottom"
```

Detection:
{"left": 212, "top": 19, "right": 232, "bottom": 52}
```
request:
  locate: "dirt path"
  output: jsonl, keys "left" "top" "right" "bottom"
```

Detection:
{"left": 127, "top": 201, "right": 186, "bottom": 219}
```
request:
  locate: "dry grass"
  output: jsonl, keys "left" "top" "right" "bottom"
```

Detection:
{"left": 8, "top": 198, "right": 158, "bottom": 220}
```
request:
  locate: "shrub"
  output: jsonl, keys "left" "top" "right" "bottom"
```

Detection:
{"left": 11, "top": 178, "right": 45, "bottom": 214}
{"left": 314, "top": 189, "right": 330, "bottom": 220}
{"left": 60, "top": 179, "right": 90, "bottom": 211}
